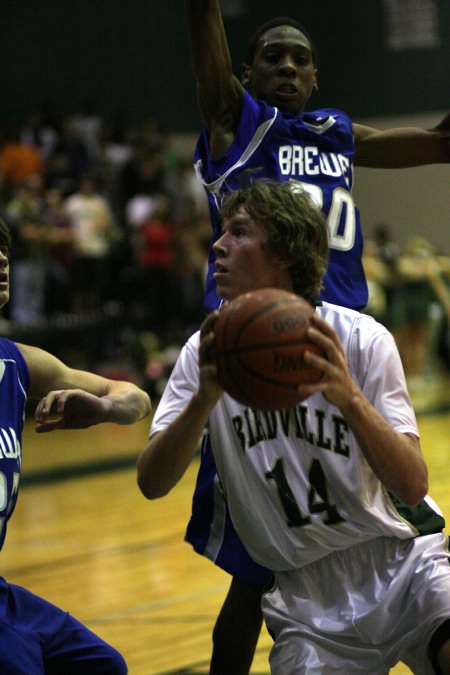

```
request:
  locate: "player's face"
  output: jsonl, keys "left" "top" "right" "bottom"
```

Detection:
{"left": 0, "top": 244, "right": 10, "bottom": 310}
{"left": 213, "top": 207, "right": 290, "bottom": 301}
{"left": 243, "top": 26, "right": 317, "bottom": 115}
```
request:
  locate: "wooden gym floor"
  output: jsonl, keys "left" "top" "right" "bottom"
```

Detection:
{"left": 1, "top": 373, "right": 449, "bottom": 674}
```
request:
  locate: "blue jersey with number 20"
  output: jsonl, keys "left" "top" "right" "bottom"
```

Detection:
{"left": 195, "top": 91, "right": 367, "bottom": 313}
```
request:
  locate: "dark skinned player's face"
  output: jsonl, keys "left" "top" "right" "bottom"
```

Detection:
{"left": 243, "top": 25, "right": 317, "bottom": 116}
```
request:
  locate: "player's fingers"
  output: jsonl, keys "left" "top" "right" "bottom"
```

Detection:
{"left": 303, "top": 348, "right": 343, "bottom": 383}
{"left": 35, "top": 391, "right": 62, "bottom": 420}
{"left": 307, "top": 324, "right": 345, "bottom": 361}
{"left": 35, "top": 417, "right": 65, "bottom": 433}
{"left": 309, "top": 315, "right": 341, "bottom": 343}
{"left": 200, "top": 310, "right": 219, "bottom": 338}
{"left": 199, "top": 331, "right": 216, "bottom": 365}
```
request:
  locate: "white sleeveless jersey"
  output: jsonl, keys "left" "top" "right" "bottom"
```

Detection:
{"left": 151, "top": 303, "right": 443, "bottom": 571}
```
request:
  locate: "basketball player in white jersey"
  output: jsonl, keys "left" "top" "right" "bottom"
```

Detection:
{"left": 138, "top": 180, "right": 450, "bottom": 674}
{"left": 183, "top": 2, "right": 450, "bottom": 670}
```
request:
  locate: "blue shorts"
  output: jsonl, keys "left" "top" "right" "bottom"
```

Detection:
{"left": 0, "top": 577, "right": 127, "bottom": 674}
{"left": 185, "top": 435, "right": 273, "bottom": 589}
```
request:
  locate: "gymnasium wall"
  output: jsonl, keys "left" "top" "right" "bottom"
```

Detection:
{"left": 2, "top": 0, "right": 449, "bottom": 249}
{"left": 2, "top": 0, "right": 449, "bottom": 127}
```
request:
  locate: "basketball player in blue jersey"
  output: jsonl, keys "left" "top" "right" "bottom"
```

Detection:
{"left": 0, "top": 217, "right": 151, "bottom": 674}
{"left": 181, "top": 2, "right": 450, "bottom": 672}
{"left": 138, "top": 180, "right": 450, "bottom": 674}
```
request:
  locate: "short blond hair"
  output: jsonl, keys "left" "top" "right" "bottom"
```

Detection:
{"left": 220, "top": 180, "right": 328, "bottom": 302}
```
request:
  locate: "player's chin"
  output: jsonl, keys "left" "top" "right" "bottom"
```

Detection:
{"left": 215, "top": 281, "right": 235, "bottom": 302}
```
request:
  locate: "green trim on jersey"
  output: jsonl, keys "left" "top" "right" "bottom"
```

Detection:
{"left": 389, "top": 494, "right": 445, "bottom": 536}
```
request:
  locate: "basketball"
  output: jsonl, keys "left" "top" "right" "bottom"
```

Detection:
{"left": 211, "top": 288, "right": 325, "bottom": 410}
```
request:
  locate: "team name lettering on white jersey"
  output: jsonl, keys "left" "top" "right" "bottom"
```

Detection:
{"left": 231, "top": 404, "right": 350, "bottom": 456}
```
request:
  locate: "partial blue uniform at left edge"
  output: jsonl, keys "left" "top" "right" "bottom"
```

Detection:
{"left": 0, "top": 338, "right": 127, "bottom": 674}
{"left": 0, "top": 337, "right": 29, "bottom": 550}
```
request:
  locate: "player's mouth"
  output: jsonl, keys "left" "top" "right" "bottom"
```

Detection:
{"left": 214, "top": 262, "right": 228, "bottom": 278}
{"left": 275, "top": 83, "right": 298, "bottom": 98}
{"left": 0, "top": 272, "right": 8, "bottom": 289}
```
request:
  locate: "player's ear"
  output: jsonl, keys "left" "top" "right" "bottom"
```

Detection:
{"left": 313, "top": 69, "right": 319, "bottom": 92}
{"left": 277, "top": 255, "right": 294, "bottom": 271}
{"left": 242, "top": 62, "right": 251, "bottom": 87}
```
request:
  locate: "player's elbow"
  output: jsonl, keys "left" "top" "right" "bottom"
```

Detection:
{"left": 392, "top": 467, "right": 428, "bottom": 507}
{"left": 136, "top": 468, "right": 172, "bottom": 500}
{"left": 136, "top": 448, "right": 172, "bottom": 500}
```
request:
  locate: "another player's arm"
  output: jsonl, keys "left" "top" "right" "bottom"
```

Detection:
{"left": 353, "top": 112, "right": 450, "bottom": 167}
{"left": 137, "top": 312, "right": 222, "bottom": 499}
{"left": 17, "top": 343, "right": 151, "bottom": 430}
{"left": 301, "top": 317, "right": 428, "bottom": 506}
{"left": 185, "top": 0, "right": 244, "bottom": 154}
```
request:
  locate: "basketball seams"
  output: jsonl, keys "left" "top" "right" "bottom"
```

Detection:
{"left": 213, "top": 289, "right": 323, "bottom": 410}
{"left": 217, "top": 297, "right": 304, "bottom": 408}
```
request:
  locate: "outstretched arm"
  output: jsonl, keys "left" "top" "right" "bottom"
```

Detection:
{"left": 17, "top": 343, "right": 151, "bottom": 431}
{"left": 353, "top": 112, "right": 450, "bottom": 167}
{"left": 185, "top": 0, "right": 243, "bottom": 155}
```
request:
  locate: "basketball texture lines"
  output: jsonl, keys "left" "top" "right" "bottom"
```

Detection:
{"left": 212, "top": 288, "right": 324, "bottom": 410}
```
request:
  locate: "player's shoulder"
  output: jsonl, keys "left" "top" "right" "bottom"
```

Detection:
{"left": 0, "top": 338, "right": 30, "bottom": 392}
{"left": 0, "top": 337, "right": 25, "bottom": 361}
{"left": 179, "top": 331, "right": 201, "bottom": 365}
{"left": 317, "top": 302, "right": 387, "bottom": 337}
{"left": 303, "top": 108, "right": 353, "bottom": 135}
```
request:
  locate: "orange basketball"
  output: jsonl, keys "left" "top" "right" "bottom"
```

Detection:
{"left": 212, "top": 288, "right": 325, "bottom": 410}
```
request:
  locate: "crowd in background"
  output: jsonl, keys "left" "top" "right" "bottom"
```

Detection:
{"left": 0, "top": 102, "right": 449, "bottom": 394}
{"left": 0, "top": 102, "right": 210, "bottom": 335}
{"left": 0, "top": 102, "right": 212, "bottom": 395}
{"left": 363, "top": 224, "right": 450, "bottom": 385}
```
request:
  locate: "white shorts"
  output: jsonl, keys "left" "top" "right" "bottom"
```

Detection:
{"left": 262, "top": 534, "right": 450, "bottom": 674}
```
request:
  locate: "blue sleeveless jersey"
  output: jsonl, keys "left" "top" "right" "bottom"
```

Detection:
{"left": 0, "top": 338, "right": 29, "bottom": 550}
{"left": 194, "top": 91, "right": 368, "bottom": 312}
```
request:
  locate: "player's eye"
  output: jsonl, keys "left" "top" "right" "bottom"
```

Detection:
{"left": 233, "top": 226, "right": 248, "bottom": 237}
{"left": 264, "top": 51, "right": 279, "bottom": 63}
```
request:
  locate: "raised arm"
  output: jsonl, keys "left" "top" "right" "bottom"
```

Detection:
{"left": 18, "top": 343, "right": 151, "bottom": 431}
{"left": 354, "top": 111, "right": 450, "bottom": 167}
{"left": 185, "top": 0, "right": 244, "bottom": 154}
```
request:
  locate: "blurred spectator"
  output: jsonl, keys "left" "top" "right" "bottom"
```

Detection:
{"left": 423, "top": 253, "right": 450, "bottom": 371}
{"left": 396, "top": 236, "right": 447, "bottom": 381}
{"left": 42, "top": 187, "right": 75, "bottom": 315}
{"left": 173, "top": 196, "right": 210, "bottom": 334}
{"left": 63, "top": 175, "right": 119, "bottom": 312}
{"left": 20, "top": 108, "right": 59, "bottom": 165}
{"left": 370, "top": 223, "right": 405, "bottom": 335}
{"left": 72, "top": 99, "right": 103, "bottom": 162}
{"left": 94, "top": 124, "right": 136, "bottom": 203}
{"left": 170, "top": 156, "right": 209, "bottom": 220}
{"left": 361, "top": 239, "right": 390, "bottom": 323}
{"left": 46, "top": 117, "right": 91, "bottom": 195}
{"left": 133, "top": 195, "right": 176, "bottom": 336}
{"left": 0, "top": 123, "right": 44, "bottom": 200}
{"left": 118, "top": 138, "right": 165, "bottom": 210}
{"left": 3, "top": 178, "right": 49, "bottom": 325}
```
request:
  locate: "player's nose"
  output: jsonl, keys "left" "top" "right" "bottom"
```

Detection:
{"left": 278, "top": 55, "right": 297, "bottom": 75}
{"left": 213, "top": 232, "right": 228, "bottom": 254}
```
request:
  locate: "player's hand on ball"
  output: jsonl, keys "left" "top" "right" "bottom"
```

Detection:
{"left": 304, "top": 315, "right": 359, "bottom": 409}
{"left": 198, "top": 311, "right": 224, "bottom": 406}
